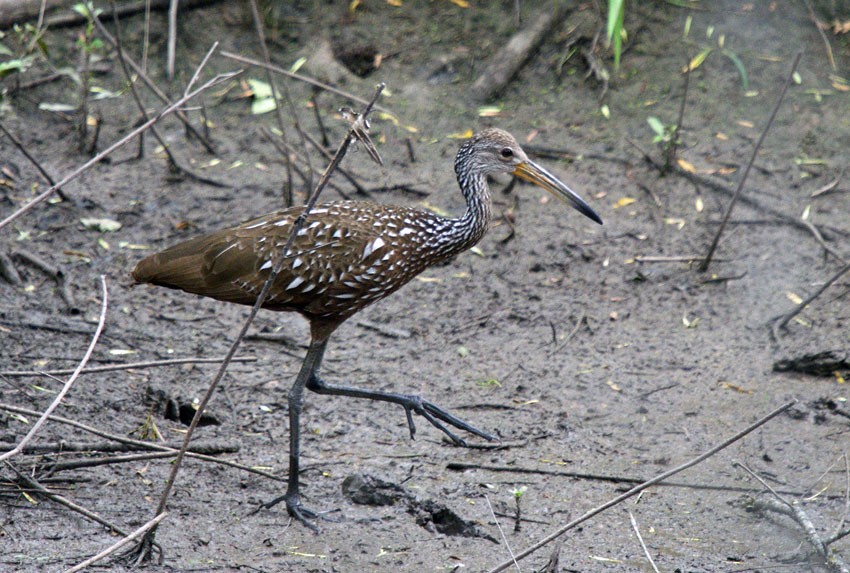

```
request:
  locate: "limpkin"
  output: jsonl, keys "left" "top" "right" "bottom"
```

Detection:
{"left": 132, "top": 128, "right": 602, "bottom": 527}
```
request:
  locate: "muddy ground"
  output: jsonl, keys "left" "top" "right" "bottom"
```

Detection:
{"left": 2, "top": 1, "right": 850, "bottom": 571}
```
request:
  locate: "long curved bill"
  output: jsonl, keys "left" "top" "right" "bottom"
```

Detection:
{"left": 513, "top": 160, "right": 603, "bottom": 225}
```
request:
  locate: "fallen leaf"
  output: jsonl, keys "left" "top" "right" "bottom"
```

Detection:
{"left": 613, "top": 197, "right": 636, "bottom": 208}
{"left": 786, "top": 292, "right": 803, "bottom": 305}
{"left": 80, "top": 217, "right": 122, "bottom": 232}
{"left": 677, "top": 158, "right": 696, "bottom": 173}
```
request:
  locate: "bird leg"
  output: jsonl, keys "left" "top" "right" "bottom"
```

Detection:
{"left": 260, "top": 339, "right": 330, "bottom": 531}
{"left": 302, "top": 340, "right": 497, "bottom": 445}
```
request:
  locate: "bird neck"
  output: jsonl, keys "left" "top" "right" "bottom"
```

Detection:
{"left": 434, "top": 165, "right": 492, "bottom": 257}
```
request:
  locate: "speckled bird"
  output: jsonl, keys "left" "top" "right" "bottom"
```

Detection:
{"left": 132, "top": 128, "right": 602, "bottom": 527}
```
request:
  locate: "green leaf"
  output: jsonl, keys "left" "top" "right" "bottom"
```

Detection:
{"left": 647, "top": 116, "right": 665, "bottom": 137}
{"left": 720, "top": 49, "right": 749, "bottom": 91}
{"left": 247, "top": 78, "right": 273, "bottom": 99}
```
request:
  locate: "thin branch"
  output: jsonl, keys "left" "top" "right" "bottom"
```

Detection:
{"left": 0, "top": 403, "right": 284, "bottom": 482}
{"left": 0, "top": 355, "right": 257, "bottom": 377}
{"left": 485, "top": 494, "right": 521, "bottom": 573}
{"left": 248, "top": 0, "right": 308, "bottom": 204}
{"left": 0, "top": 276, "right": 108, "bottom": 463}
{"left": 0, "top": 70, "right": 239, "bottom": 233}
{"left": 220, "top": 51, "right": 391, "bottom": 114}
{"left": 5, "top": 460, "right": 145, "bottom": 542}
{"left": 802, "top": 0, "right": 836, "bottom": 71}
{"left": 105, "top": 6, "right": 225, "bottom": 186}
{"left": 486, "top": 400, "right": 796, "bottom": 572}
{"left": 629, "top": 511, "right": 660, "bottom": 573}
{"left": 699, "top": 52, "right": 802, "bottom": 272}
{"left": 63, "top": 512, "right": 168, "bottom": 573}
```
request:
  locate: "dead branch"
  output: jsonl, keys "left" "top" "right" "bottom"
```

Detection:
{"left": 4, "top": 460, "right": 154, "bottom": 547}
{"left": 63, "top": 511, "right": 168, "bottom": 573}
{"left": 0, "top": 121, "right": 69, "bottom": 201}
{"left": 0, "top": 276, "right": 107, "bottom": 463}
{"left": 471, "top": 2, "right": 572, "bottom": 101}
{"left": 0, "top": 70, "right": 239, "bottom": 233}
{"left": 699, "top": 52, "right": 802, "bottom": 272}
{"left": 0, "top": 403, "right": 285, "bottom": 482}
{"left": 0, "top": 355, "right": 257, "bottom": 377}
{"left": 248, "top": 0, "right": 309, "bottom": 204}
{"left": 486, "top": 400, "right": 795, "bottom": 572}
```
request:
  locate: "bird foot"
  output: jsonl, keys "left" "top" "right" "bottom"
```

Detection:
{"left": 259, "top": 491, "right": 337, "bottom": 532}
{"left": 400, "top": 394, "right": 497, "bottom": 445}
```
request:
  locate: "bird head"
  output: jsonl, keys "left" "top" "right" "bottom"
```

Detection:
{"left": 457, "top": 128, "right": 602, "bottom": 225}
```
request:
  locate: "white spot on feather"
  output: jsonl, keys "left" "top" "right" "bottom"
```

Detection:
{"left": 259, "top": 260, "right": 272, "bottom": 271}
{"left": 286, "top": 277, "right": 305, "bottom": 291}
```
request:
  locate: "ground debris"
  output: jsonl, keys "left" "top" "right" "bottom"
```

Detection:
{"left": 773, "top": 350, "right": 850, "bottom": 377}
{"left": 342, "top": 473, "right": 496, "bottom": 542}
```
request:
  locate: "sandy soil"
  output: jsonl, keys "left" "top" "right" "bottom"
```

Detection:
{"left": 2, "top": 1, "right": 849, "bottom": 571}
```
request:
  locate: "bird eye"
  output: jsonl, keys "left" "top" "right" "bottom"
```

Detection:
{"left": 500, "top": 147, "right": 513, "bottom": 159}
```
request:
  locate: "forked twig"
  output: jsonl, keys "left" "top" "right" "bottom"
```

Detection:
{"left": 487, "top": 400, "right": 796, "bottom": 572}
{"left": 126, "top": 83, "right": 387, "bottom": 564}
{"left": 0, "top": 276, "right": 108, "bottom": 463}
{"left": 698, "top": 52, "right": 802, "bottom": 272}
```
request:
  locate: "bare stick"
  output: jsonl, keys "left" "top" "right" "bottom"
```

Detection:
{"left": 740, "top": 461, "right": 849, "bottom": 572}
{"left": 0, "top": 403, "right": 284, "bottom": 482}
{"left": 486, "top": 400, "right": 796, "bottom": 572}
{"left": 63, "top": 512, "right": 168, "bottom": 573}
{"left": 220, "top": 51, "right": 391, "bottom": 113}
{"left": 128, "top": 84, "right": 387, "bottom": 564}
{"left": 0, "top": 276, "right": 107, "bottom": 463}
{"left": 0, "top": 355, "right": 256, "bottom": 377}
{"left": 629, "top": 511, "right": 660, "bottom": 573}
{"left": 166, "top": 0, "right": 178, "bottom": 79}
{"left": 698, "top": 52, "right": 802, "bottom": 272}
{"left": 0, "top": 70, "right": 238, "bottom": 233}
{"left": 772, "top": 261, "right": 850, "bottom": 335}
{"left": 485, "top": 494, "right": 521, "bottom": 573}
